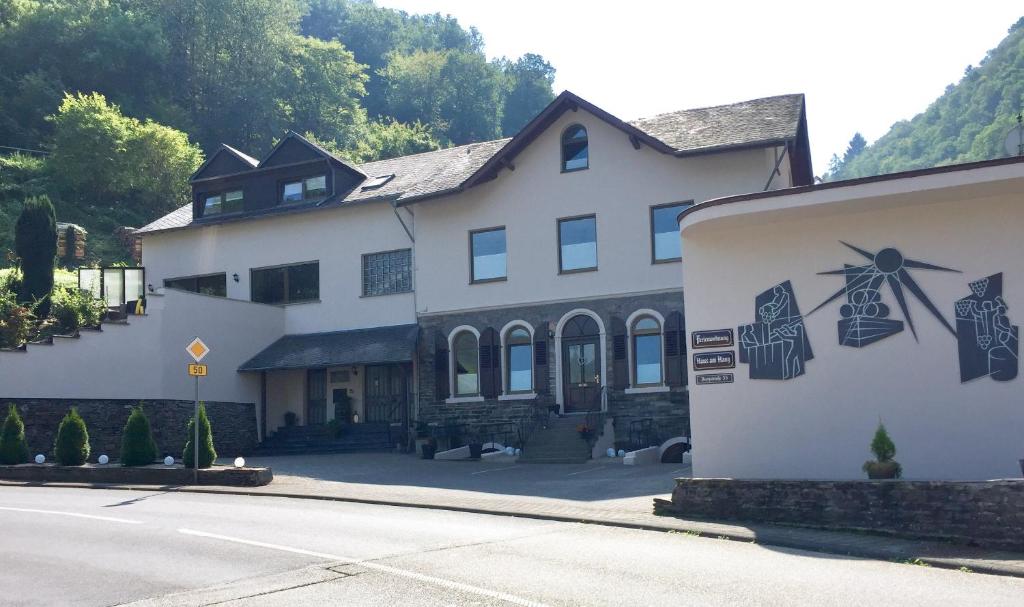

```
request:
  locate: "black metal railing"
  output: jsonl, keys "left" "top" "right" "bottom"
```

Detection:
{"left": 628, "top": 418, "right": 659, "bottom": 451}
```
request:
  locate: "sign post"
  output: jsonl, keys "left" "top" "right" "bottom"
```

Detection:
{"left": 186, "top": 337, "right": 210, "bottom": 484}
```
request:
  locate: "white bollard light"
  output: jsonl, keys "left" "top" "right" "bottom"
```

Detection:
{"left": 163, "top": 455, "right": 175, "bottom": 466}
{"left": 234, "top": 457, "right": 245, "bottom": 468}
{"left": 617, "top": 449, "right": 626, "bottom": 458}
{"left": 98, "top": 454, "right": 109, "bottom": 465}
{"left": 514, "top": 448, "right": 521, "bottom": 456}
{"left": 606, "top": 447, "right": 616, "bottom": 458}
{"left": 505, "top": 446, "right": 514, "bottom": 456}
{"left": 34, "top": 454, "right": 45, "bottom": 464}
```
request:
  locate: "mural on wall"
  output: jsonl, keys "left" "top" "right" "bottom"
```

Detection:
{"left": 955, "top": 273, "right": 1019, "bottom": 383}
{"left": 811, "top": 242, "right": 959, "bottom": 344}
{"left": 738, "top": 281, "right": 813, "bottom": 380}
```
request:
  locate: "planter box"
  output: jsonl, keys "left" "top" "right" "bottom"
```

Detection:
{"left": 0, "top": 463, "right": 273, "bottom": 487}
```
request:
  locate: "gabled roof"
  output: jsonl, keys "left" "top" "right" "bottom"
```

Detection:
{"left": 190, "top": 143, "right": 260, "bottom": 181}
{"left": 257, "top": 131, "right": 366, "bottom": 180}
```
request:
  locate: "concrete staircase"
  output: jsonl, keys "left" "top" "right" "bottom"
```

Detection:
{"left": 253, "top": 422, "right": 392, "bottom": 456}
{"left": 518, "top": 415, "right": 592, "bottom": 464}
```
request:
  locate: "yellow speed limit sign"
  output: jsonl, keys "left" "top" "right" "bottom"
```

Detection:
{"left": 188, "top": 363, "right": 208, "bottom": 377}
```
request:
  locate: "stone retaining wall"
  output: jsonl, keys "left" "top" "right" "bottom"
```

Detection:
{"left": 3, "top": 399, "right": 258, "bottom": 461}
{"left": 659, "top": 478, "right": 1024, "bottom": 551}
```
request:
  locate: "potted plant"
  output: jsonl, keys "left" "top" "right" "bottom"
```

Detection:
{"left": 862, "top": 421, "right": 902, "bottom": 479}
{"left": 576, "top": 423, "right": 595, "bottom": 441}
{"left": 467, "top": 430, "right": 483, "bottom": 459}
{"left": 284, "top": 411, "right": 298, "bottom": 427}
{"left": 421, "top": 437, "right": 437, "bottom": 460}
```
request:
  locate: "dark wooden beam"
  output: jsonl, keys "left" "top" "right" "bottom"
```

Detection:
{"left": 629, "top": 135, "right": 642, "bottom": 150}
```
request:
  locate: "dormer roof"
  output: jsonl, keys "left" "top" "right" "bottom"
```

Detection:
{"left": 190, "top": 143, "right": 260, "bottom": 181}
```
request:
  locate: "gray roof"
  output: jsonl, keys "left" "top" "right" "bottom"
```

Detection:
{"left": 138, "top": 92, "right": 803, "bottom": 235}
{"left": 628, "top": 94, "right": 804, "bottom": 154}
{"left": 238, "top": 324, "right": 419, "bottom": 372}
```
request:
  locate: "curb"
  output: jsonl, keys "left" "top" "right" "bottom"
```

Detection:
{"left": 4, "top": 480, "right": 1022, "bottom": 579}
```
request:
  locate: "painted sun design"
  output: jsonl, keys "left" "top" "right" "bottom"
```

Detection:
{"left": 810, "top": 242, "right": 960, "bottom": 341}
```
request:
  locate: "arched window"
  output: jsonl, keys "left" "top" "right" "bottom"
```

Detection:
{"left": 453, "top": 331, "right": 479, "bottom": 396}
{"left": 632, "top": 316, "right": 663, "bottom": 386}
{"left": 506, "top": 326, "right": 533, "bottom": 393}
{"left": 561, "top": 125, "right": 589, "bottom": 172}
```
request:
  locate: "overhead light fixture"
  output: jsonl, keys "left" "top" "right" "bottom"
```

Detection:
{"left": 232, "top": 273, "right": 240, "bottom": 282}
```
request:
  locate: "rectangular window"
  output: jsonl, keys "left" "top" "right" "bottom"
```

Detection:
{"left": 362, "top": 249, "right": 412, "bottom": 297}
{"left": 634, "top": 334, "right": 663, "bottom": 385}
{"left": 508, "top": 343, "right": 533, "bottom": 392}
{"left": 558, "top": 215, "right": 597, "bottom": 273}
{"left": 282, "top": 175, "right": 327, "bottom": 204}
{"left": 251, "top": 262, "right": 319, "bottom": 304}
{"left": 202, "top": 190, "right": 244, "bottom": 217}
{"left": 164, "top": 273, "right": 227, "bottom": 297}
{"left": 470, "top": 227, "right": 507, "bottom": 282}
{"left": 282, "top": 181, "right": 303, "bottom": 203}
{"left": 305, "top": 175, "right": 327, "bottom": 198}
{"left": 651, "top": 202, "right": 692, "bottom": 262}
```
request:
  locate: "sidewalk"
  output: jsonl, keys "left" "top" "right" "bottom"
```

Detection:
{"left": 5, "top": 452, "right": 1023, "bottom": 578}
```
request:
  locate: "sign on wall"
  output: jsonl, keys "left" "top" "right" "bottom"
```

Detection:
{"left": 696, "top": 373, "right": 734, "bottom": 385}
{"left": 693, "top": 351, "right": 735, "bottom": 371}
{"left": 691, "top": 329, "right": 734, "bottom": 349}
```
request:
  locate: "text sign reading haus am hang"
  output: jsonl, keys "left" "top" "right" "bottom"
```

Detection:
{"left": 693, "top": 351, "right": 736, "bottom": 371}
{"left": 691, "top": 329, "right": 734, "bottom": 349}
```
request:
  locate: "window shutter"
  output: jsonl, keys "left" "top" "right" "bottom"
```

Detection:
{"left": 434, "top": 330, "right": 449, "bottom": 400}
{"left": 534, "top": 322, "right": 550, "bottom": 395}
{"left": 480, "top": 327, "right": 499, "bottom": 399}
{"left": 665, "top": 311, "right": 684, "bottom": 387}
{"left": 612, "top": 316, "right": 628, "bottom": 390}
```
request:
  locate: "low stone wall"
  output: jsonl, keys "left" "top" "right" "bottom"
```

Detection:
{"left": 658, "top": 478, "right": 1024, "bottom": 551}
{"left": 3, "top": 399, "right": 258, "bottom": 461}
{"left": 0, "top": 463, "right": 272, "bottom": 487}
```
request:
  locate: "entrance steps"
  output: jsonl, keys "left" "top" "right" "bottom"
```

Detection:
{"left": 518, "top": 415, "right": 592, "bottom": 464}
{"left": 253, "top": 422, "right": 392, "bottom": 456}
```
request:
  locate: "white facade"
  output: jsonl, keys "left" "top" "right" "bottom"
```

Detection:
{"left": 413, "top": 108, "right": 793, "bottom": 316}
{"left": 681, "top": 160, "right": 1024, "bottom": 480}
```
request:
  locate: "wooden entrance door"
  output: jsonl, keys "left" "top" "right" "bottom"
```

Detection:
{"left": 306, "top": 369, "right": 327, "bottom": 425}
{"left": 561, "top": 315, "right": 602, "bottom": 413}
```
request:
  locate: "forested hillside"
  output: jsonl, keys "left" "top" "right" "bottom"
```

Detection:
{"left": 827, "top": 16, "right": 1024, "bottom": 180}
{"left": 0, "top": 0, "right": 556, "bottom": 264}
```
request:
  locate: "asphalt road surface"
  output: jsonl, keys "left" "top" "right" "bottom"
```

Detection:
{"left": 1, "top": 486, "right": 1022, "bottom": 606}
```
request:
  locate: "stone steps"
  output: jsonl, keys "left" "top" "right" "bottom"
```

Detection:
{"left": 254, "top": 423, "right": 392, "bottom": 456}
{"left": 519, "top": 415, "right": 592, "bottom": 464}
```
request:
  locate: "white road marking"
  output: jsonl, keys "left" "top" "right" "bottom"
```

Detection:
{"left": 0, "top": 505, "right": 142, "bottom": 525}
{"left": 470, "top": 466, "right": 520, "bottom": 475}
{"left": 178, "top": 528, "right": 550, "bottom": 607}
{"left": 566, "top": 466, "right": 607, "bottom": 476}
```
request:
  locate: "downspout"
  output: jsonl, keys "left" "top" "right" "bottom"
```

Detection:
{"left": 391, "top": 199, "right": 419, "bottom": 428}
{"left": 763, "top": 144, "right": 789, "bottom": 191}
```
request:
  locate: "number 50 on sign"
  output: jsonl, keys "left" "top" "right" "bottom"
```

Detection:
{"left": 188, "top": 363, "right": 207, "bottom": 377}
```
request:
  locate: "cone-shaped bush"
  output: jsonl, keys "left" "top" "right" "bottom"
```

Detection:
{"left": 0, "top": 404, "right": 30, "bottom": 465}
{"left": 120, "top": 404, "right": 158, "bottom": 466}
{"left": 14, "top": 195, "right": 57, "bottom": 318}
{"left": 54, "top": 407, "right": 90, "bottom": 465}
{"left": 182, "top": 402, "right": 216, "bottom": 469}
{"left": 869, "top": 422, "right": 896, "bottom": 462}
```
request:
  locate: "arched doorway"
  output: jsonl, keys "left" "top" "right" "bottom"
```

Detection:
{"left": 561, "top": 314, "right": 602, "bottom": 412}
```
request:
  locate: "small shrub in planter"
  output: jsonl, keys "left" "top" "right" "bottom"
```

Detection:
{"left": 183, "top": 402, "right": 217, "bottom": 469}
{"left": 54, "top": 407, "right": 90, "bottom": 466}
{"left": 862, "top": 421, "right": 902, "bottom": 479}
{"left": 120, "top": 404, "right": 159, "bottom": 466}
{"left": 0, "top": 289, "right": 34, "bottom": 349}
{"left": 50, "top": 286, "right": 106, "bottom": 334}
{"left": 421, "top": 438, "right": 437, "bottom": 460}
{"left": 0, "top": 404, "right": 30, "bottom": 464}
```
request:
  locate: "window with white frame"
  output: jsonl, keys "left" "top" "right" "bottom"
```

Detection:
{"left": 632, "top": 316, "right": 663, "bottom": 386}
{"left": 453, "top": 331, "right": 480, "bottom": 396}
{"left": 505, "top": 326, "right": 533, "bottom": 393}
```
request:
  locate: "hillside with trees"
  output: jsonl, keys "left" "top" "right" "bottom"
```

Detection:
{"left": 826, "top": 16, "right": 1024, "bottom": 181}
{"left": 0, "top": 0, "right": 556, "bottom": 264}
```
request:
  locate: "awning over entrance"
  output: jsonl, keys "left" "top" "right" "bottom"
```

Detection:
{"left": 238, "top": 324, "right": 419, "bottom": 372}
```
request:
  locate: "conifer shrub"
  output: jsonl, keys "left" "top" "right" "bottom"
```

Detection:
{"left": 14, "top": 196, "right": 57, "bottom": 318}
{"left": 182, "top": 402, "right": 216, "bottom": 469}
{"left": 54, "top": 407, "right": 90, "bottom": 465}
{"left": 120, "top": 404, "right": 158, "bottom": 466}
{"left": 862, "top": 421, "right": 902, "bottom": 479}
{"left": 0, "top": 404, "right": 30, "bottom": 464}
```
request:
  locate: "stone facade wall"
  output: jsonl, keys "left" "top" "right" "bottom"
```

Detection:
{"left": 662, "top": 478, "right": 1024, "bottom": 550}
{"left": 5, "top": 399, "right": 258, "bottom": 461}
{"left": 416, "top": 291, "right": 689, "bottom": 445}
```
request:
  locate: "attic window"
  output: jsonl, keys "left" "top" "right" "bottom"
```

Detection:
{"left": 561, "top": 125, "right": 589, "bottom": 172}
{"left": 361, "top": 174, "right": 395, "bottom": 191}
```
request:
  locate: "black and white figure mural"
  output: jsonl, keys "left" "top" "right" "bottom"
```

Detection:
{"left": 812, "top": 242, "right": 959, "bottom": 344}
{"left": 738, "top": 281, "right": 813, "bottom": 380}
{"left": 955, "top": 273, "right": 1019, "bottom": 383}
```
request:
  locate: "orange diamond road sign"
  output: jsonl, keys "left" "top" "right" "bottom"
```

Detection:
{"left": 186, "top": 337, "right": 210, "bottom": 363}
{"left": 188, "top": 363, "right": 207, "bottom": 377}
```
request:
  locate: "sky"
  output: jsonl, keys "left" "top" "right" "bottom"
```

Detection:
{"left": 376, "top": 1, "right": 1022, "bottom": 175}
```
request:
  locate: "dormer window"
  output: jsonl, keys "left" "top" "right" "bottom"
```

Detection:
{"left": 203, "top": 190, "right": 243, "bottom": 217}
{"left": 561, "top": 125, "right": 588, "bottom": 172}
{"left": 282, "top": 175, "right": 328, "bottom": 204}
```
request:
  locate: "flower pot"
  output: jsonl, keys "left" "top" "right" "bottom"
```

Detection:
{"left": 468, "top": 443, "right": 483, "bottom": 459}
{"left": 421, "top": 443, "right": 436, "bottom": 460}
{"left": 864, "top": 460, "right": 901, "bottom": 479}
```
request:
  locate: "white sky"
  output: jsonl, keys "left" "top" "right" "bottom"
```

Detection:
{"left": 377, "top": 1, "right": 1022, "bottom": 175}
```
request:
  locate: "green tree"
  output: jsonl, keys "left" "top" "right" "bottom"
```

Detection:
{"left": 54, "top": 407, "right": 90, "bottom": 466}
{"left": 120, "top": 405, "right": 158, "bottom": 466}
{"left": 499, "top": 53, "right": 556, "bottom": 135}
{"left": 183, "top": 402, "right": 217, "bottom": 469}
{"left": 0, "top": 404, "right": 30, "bottom": 465}
{"left": 14, "top": 195, "right": 56, "bottom": 317}
{"left": 343, "top": 118, "right": 439, "bottom": 163}
{"left": 841, "top": 132, "right": 867, "bottom": 165}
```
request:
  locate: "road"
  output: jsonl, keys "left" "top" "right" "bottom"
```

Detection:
{"left": 1, "top": 486, "right": 1022, "bottom": 606}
